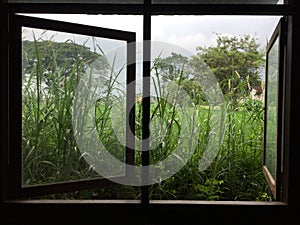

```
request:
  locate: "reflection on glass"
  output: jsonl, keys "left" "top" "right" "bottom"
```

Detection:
{"left": 22, "top": 27, "right": 127, "bottom": 187}
{"left": 265, "top": 37, "right": 279, "bottom": 179}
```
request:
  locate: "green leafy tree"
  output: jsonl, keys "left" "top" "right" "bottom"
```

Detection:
{"left": 153, "top": 52, "right": 190, "bottom": 82}
{"left": 153, "top": 35, "right": 265, "bottom": 106}
{"left": 190, "top": 34, "right": 265, "bottom": 96}
{"left": 181, "top": 78, "right": 208, "bottom": 105}
{"left": 22, "top": 40, "right": 110, "bottom": 87}
{"left": 153, "top": 52, "right": 207, "bottom": 105}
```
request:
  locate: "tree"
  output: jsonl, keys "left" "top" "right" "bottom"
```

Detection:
{"left": 152, "top": 52, "right": 190, "bottom": 82}
{"left": 151, "top": 34, "right": 266, "bottom": 106}
{"left": 190, "top": 34, "right": 265, "bottom": 97}
{"left": 152, "top": 52, "right": 207, "bottom": 105}
{"left": 22, "top": 40, "right": 110, "bottom": 87}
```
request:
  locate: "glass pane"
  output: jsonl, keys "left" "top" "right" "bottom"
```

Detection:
{"left": 265, "top": 37, "right": 279, "bottom": 179}
{"left": 9, "top": 0, "right": 142, "bottom": 3}
{"left": 152, "top": 0, "right": 283, "bottom": 4}
{"left": 22, "top": 27, "right": 127, "bottom": 187}
{"left": 149, "top": 15, "right": 280, "bottom": 201}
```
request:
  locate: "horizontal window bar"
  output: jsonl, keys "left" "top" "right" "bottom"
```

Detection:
{"left": 1, "top": 4, "right": 292, "bottom": 15}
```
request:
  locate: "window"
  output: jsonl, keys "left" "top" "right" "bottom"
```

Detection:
{"left": 1, "top": 1, "right": 299, "bottom": 224}
{"left": 150, "top": 15, "right": 283, "bottom": 201}
{"left": 9, "top": 15, "right": 138, "bottom": 198}
{"left": 263, "top": 17, "right": 286, "bottom": 200}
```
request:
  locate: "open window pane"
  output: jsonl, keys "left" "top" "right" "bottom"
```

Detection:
{"left": 22, "top": 27, "right": 127, "bottom": 187}
{"left": 264, "top": 36, "right": 279, "bottom": 180}
{"left": 263, "top": 17, "right": 286, "bottom": 200}
{"left": 8, "top": 15, "right": 138, "bottom": 199}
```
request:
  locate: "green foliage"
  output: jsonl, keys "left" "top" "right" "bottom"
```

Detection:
{"left": 191, "top": 34, "right": 265, "bottom": 96}
{"left": 147, "top": 34, "right": 269, "bottom": 201}
{"left": 22, "top": 37, "right": 109, "bottom": 186}
{"left": 194, "top": 178, "right": 224, "bottom": 200}
{"left": 242, "top": 98, "right": 264, "bottom": 112}
{"left": 149, "top": 100, "right": 269, "bottom": 201}
{"left": 23, "top": 40, "right": 103, "bottom": 72}
{"left": 22, "top": 40, "right": 109, "bottom": 87}
{"left": 22, "top": 33, "right": 271, "bottom": 201}
{"left": 153, "top": 52, "right": 190, "bottom": 82}
{"left": 152, "top": 53, "right": 207, "bottom": 106}
{"left": 181, "top": 79, "right": 208, "bottom": 105}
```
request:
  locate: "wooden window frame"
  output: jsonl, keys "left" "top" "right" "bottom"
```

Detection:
{"left": 263, "top": 17, "right": 287, "bottom": 200}
{"left": 1, "top": 1, "right": 300, "bottom": 224}
{"left": 8, "top": 14, "right": 136, "bottom": 199}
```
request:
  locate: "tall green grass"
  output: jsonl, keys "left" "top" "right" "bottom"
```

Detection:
{"left": 22, "top": 33, "right": 271, "bottom": 201}
{"left": 22, "top": 35, "right": 100, "bottom": 186}
{"left": 148, "top": 63, "right": 271, "bottom": 201}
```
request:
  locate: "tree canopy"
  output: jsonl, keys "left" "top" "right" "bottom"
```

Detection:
{"left": 191, "top": 34, "right": 265, "bottom": 95}
{"left": 153, "top": 34, "right": 266, "bottom": 105}
{"left": 22, "top": 40, "right": 110, "bottom": 86}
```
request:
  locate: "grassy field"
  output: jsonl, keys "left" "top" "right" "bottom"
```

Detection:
{"left": 149, "top": 101, "right": 269, "bottom": 201}
{"left": 21, "top": 37, "right": 272, "bottom": 201}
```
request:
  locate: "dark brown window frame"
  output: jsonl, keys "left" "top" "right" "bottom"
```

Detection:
{"left": 263, "top": 17, "right": 286, "bottom": 200}
{"left": 8, "top": 14, "right": 136, "bottom": 199}
{"left": 1, "top": 1, "right": 300, "bottom": 225}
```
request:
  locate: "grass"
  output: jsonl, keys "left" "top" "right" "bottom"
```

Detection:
{"left": 21, "top": 32, "right": 272, "bottom": 201}
{"left": 148, "top": 64, "right": 270, "bottom": 201}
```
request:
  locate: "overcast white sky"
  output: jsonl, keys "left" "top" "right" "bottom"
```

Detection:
{"left": 152, "top": 15, "right": 281, "bottom": 53}
{"left": 22, "top": 14, "right": 281, "bottom": 94}
{"left": 24, "top": 14, "right": 281, "bottom": 54}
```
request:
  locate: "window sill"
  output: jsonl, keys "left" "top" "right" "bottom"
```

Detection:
{"left": 4, "top": 199, "right": 287, "bottom": 206}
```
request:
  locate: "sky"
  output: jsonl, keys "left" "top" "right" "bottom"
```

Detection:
{"left": 21, "top": 14, "right": 281, "bottom": 94}
{"left": 152, "top": 15, "right": 281, "bottom": 53}
{"left": 23, "top": 14, "right": 281, "bottom": 54}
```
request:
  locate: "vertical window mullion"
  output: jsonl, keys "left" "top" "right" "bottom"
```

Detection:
{"left": 1, "top": 12, "right": 10, "bottom": 202}
{"left": 141, "top": 0, "right": 151, "bottom": 205}
{"left": 8, "top": 14, "right": 22, "bottom": 199}
{"left": 126, "top": 35, "right": 136, "bottom": 181}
